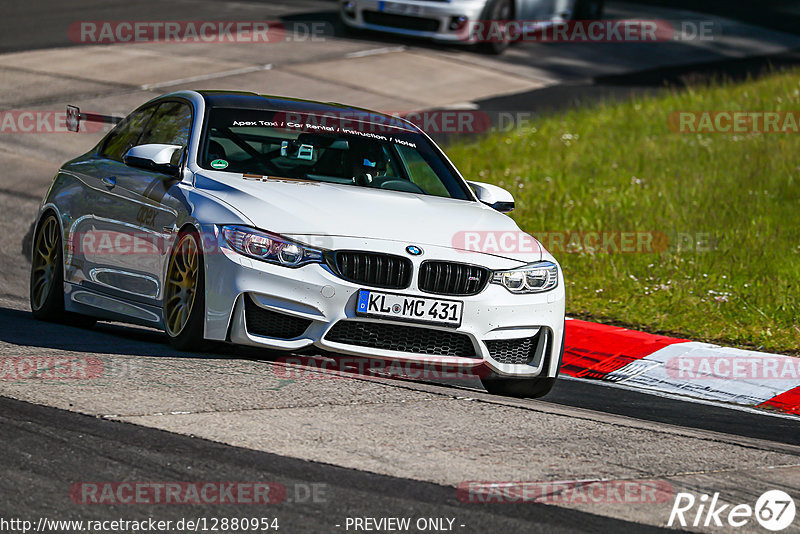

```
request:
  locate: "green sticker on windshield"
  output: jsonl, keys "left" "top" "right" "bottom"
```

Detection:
{"left": 210, "top": 159, "right": 228, "bottom": 170}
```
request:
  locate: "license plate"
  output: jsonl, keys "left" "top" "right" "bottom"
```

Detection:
{"left": 379, "top": 1, "right": 425, "bottom": 17}
{"left": 357, "top": 290, "right": 463, "bottom": 327}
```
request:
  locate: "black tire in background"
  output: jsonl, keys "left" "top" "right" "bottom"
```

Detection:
{"left": 478, "top": 0, "right": 514, "bottom": 54}
{"left": 572, "top": 0, "right": 605, "bottom": 20}
{"left": 340, "top": 18, "right": 365, "bottom": 37}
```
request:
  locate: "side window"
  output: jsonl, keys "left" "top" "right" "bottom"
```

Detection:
{"left": 394, "top": 144, "right": 450, "bottom": 197}
{"left": 138, "top": 102, "right": 193, "bottom": 159}
{"left": 100, "top": 107, "right": 155, "bottom": 161}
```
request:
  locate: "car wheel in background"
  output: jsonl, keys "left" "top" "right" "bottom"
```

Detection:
{"left": 340, "top": 19, "right": 365, "bottom": 37}
{"left": 478, "top": 0, "right": 513, "bottom": 54}
{"left": 164, "top": 229, "right": 206, "bottom": 351}
{"left": 30, "top": 213, "right": 96, "bottom": 327}
{"left": 572, "top": 0, "right": 604, "bottom": 20}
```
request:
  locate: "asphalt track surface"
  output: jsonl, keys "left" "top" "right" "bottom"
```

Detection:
{"left": 2, "top": 395, "right": 670, "bottom": 534}
{"left": 1, "top": 0, "right": 799, "bottom": 532}
{"left": 0, "top": 306, "right": 797, "bottom": 447}
{"left": 0, "top": 0, "right": 340, "bottom": 54}
{"left": 1, "top": 307, "right": 798, "bottom": 532}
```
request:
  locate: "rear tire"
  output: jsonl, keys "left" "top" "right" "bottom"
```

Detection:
{"left": 30, "top": 214, "right": 96, "bottom": 328}
{"left": 163, "top": 229, "right": 206, "bottom": 351}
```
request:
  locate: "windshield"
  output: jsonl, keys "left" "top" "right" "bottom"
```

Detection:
{"left": 199, "top": 107, "right": 472, "bottom": 200}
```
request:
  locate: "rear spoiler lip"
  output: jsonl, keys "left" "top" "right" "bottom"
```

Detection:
{"left": 66, "top": 105, "right": 123, "bottom": 132}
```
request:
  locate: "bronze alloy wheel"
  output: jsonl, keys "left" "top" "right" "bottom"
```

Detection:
{"left": 164, "top": 233, "right": 200, "bottom": 337}
{"left": 30, "top": 216, "right": 60, "bottom": 311}
{"left": 30, "top": 214, "right": 95, "bottom": 326}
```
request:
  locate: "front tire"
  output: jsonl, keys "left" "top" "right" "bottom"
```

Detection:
{"left": 481, "top": 329, "right": 565, "bottom": 398}
{"left": 163, "top": 229, "right": 206, "bottom": 351}
{"left": 30, "top": 214, "right": 95, "bottom": 327}
{"left": 481, "top": 376, "right": 557, "bottom": 398}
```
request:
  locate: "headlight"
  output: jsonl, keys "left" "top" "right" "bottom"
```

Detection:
{"left": 492, "top": 261, "right": 558, "bottom": 294}
{"left": 220, "top": 225, "right": 323, "bottom": 267}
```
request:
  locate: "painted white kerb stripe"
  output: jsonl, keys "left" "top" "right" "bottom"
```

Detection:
{"left": 606, "top": 342, "right": 800, "bottom": 406}
{"left": 140, "top": 64, "right": 273, "bottom": 90}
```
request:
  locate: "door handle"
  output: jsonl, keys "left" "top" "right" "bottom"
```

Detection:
{"left": 102, "top": 176, "right": 116, "bottom": 188}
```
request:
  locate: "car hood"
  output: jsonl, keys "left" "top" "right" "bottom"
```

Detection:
{"left": 194, "top": 171, "right": 542, "bottom": 262}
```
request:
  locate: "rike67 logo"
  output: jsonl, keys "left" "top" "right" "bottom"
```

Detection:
{"left": 668, "top": 490, "right": 796, "bottom": 531}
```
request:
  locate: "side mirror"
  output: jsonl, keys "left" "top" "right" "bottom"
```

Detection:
{"left": 124, "top": 144, "right": 183, "bottom": 177}
{"left": 468, "top": 181, "right": 515, "bottom": 213}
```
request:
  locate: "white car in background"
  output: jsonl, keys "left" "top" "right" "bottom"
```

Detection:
{"left": 30, "top": 91, "right": 566, "bottom": 398}
{"left": 340, "top": 0, "right": 605, "bottom": 53}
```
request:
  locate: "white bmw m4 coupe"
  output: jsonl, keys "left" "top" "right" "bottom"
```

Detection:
{"left": 340, "top": 0, "right": 605, "bottom": 53}
{"left": 30, "top": 91, "right": 565, "bottom": 397}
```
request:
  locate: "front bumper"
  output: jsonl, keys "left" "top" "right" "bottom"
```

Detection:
{"left": 340, "top": 0, "right": 488, "bottom": 44}
{"left": 203, "top": 226, "right": 566, "bottom": 378}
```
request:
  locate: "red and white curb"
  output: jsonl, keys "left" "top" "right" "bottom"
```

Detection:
{"left": 561, "top": 318, "right": 800, "bottom": 416}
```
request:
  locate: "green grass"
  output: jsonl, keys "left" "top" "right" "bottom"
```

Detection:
{"left": 445, "top": 69, "right": 800, "bottom": 354}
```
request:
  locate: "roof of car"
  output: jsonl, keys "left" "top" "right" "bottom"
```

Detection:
{"left": 196, "top": 90, "right": 419, "bottom": 133}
